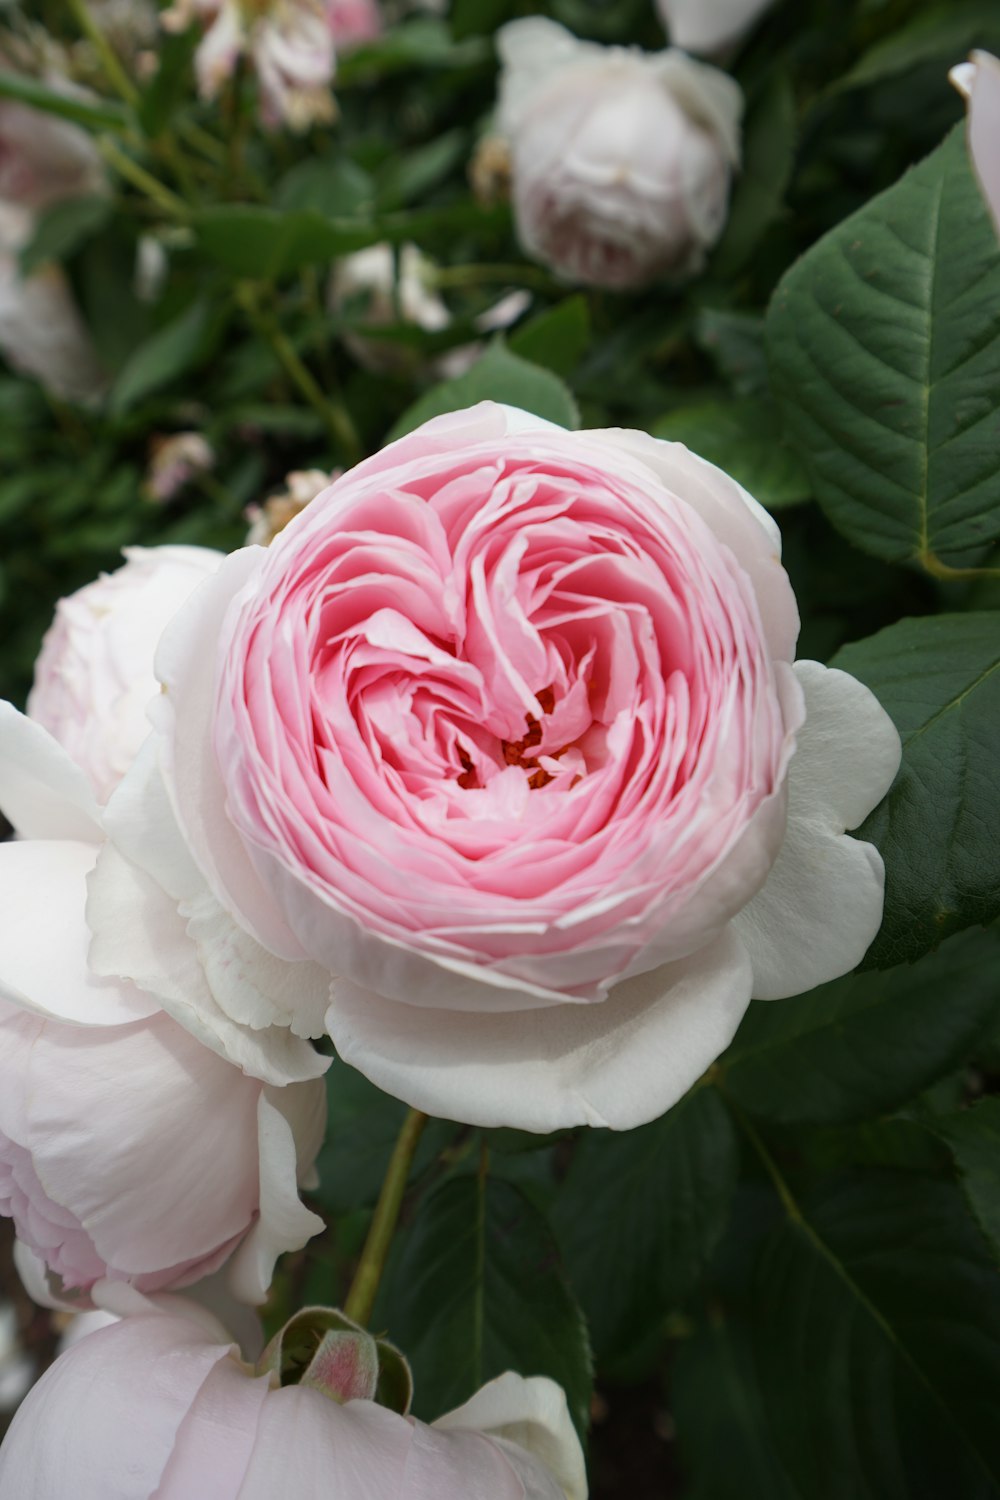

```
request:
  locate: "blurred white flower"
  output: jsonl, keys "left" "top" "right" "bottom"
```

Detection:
{"left": 245, "top": 468, "right": 335, "bottom": 545}
{"left": 0, "top": 57, "right": 105, "bottom": 213}
{"left": 162, "top": 0, "right": 337, "bottom": 131}
{"left": 0, "top": 206, "right": 105, "bottom": 405}
{"left": 951, "top": 51, "right": 1000, "bottom": 240}
{"left": 656, "top": 0, "right": 777, "bottom": 54}
{"left": 330, "top": 242, "right": 530, "bottom": 375}
{"left": 330, "top": 241, "right": 451, "bottom": 373}
{"left": 134, "top": 235, "right": 169, "bottom": 304}
{"left": 496, "top": 18, "right": 742, "bottom": 289}
{"left": 144, "top": 431, "right": 215, "bottom": 503}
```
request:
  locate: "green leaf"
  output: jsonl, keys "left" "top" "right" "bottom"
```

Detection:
{"left": 312, "top": 1057, "right": 454, "bottom": 1217}
{"left": 830, "top": 2, "right": 1000, "bottom": 96}
{"left": 377, "top": 1175, "right": 592, "bottom": 1438}
{"left": 934, "top": 1099, "right": 1000, "bottom": 1262}
{"left": 0, "top": 69, "right": 127, "bottom": 131}
{"left": 137, "top": 26, "right": 198, "bottom": 136}
{"left": 833, "top": 614, "right": 1000, "bottom": 967}
{"left": 673, "top": 1306, "right": 804, "bottom": 1500}
{"left": 694, "top": 309, "right": 769, "bottom": 397}
{"left": 375, "top": 130, "right": 467, "bottom": 212}
{"left": 109, "top": 299, "right": 213, "bottom": 414}
{"left": 723, "top": 928, "right": 1000, "bottom": 1126}
{"left": 19, "top": 195, "right": 111, "bottom": 277}
{"left": 767, "top": 128, "right": 1000, "bottom": 569}
{"left": 750, "top": 1176, "right": 1000, "bottom": 1499}
{"left": 336, "top": 19, "right": 490, "bottom": 84}
{"left": 275, "top": 157, "right": 375, "bottom": 219}
{"left": 652, "top": 396, "right": 810, "bottom": 511}
{"left": 192, "top": 206, "right": 373, "bottom": 278}
{"left": 509, "top": 296, "right": 590, "bottom": 379}
{"left": 552, "top": 1088, "right": 739, "bottom": 1365}
{"left": 386, "top": 340, "right": 579, "bottom": 442}
{"left": 712, "top": 71, "right": 796, "bottom": 277}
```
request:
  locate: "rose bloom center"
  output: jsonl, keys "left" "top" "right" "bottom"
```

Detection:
{"left": 217, "top": 441, "right": 793, "bottom": 1004}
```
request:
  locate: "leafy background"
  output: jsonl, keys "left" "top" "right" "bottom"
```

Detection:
{"left": 2, "top": 0, "right": 1000, "bottom": 1494}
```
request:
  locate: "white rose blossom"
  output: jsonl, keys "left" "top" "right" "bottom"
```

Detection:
{"left": 496, "top": 18, "right": 743, "bottom": 289}
{"left": 951, "top": 51, "right": 1000, "bottom": 240}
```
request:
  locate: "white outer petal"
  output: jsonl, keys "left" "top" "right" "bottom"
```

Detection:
{"left": 434, "top": 1372, "right": 587, "bottom": 1500}
{"left": 0, "top": 840, "right": 157, "bottom": 1026}
{"left": 325, "top": 929, "right": 753, "bottom": 1132}
{"left": 951, "top": 50, "right": 1000, "bottom": 238}
{"left": 733, "top": 660, "right": 901, "bottom": 999}
{"left": 225, "top": 1089, "right": 326, "bottom": 1306}
{"left": 86, "top": 844, "right": 329, "bottom": 1086}
{"left": 152, "top": 547, "right": 308, "bottom": 962}
{"left": 0, "top": 703, "right": 101, "bottom": 842}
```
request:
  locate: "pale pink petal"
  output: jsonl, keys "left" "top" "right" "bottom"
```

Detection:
{"left": 225, "top": 1089, "right": 325, "bottom": 1305}
{"left": 155, "top": 1354, "right": 269, "bottom": 1498}
{"left": 0, "top": 1314, "right": 233, "bottom": 1498}
{"left": 326, "top": 930, "right": 752, "bottom": 1131}
{"left": 21, "top": 1014, "right": 262, "bottom": 1277}
{"left": 733, "top": 661, "right": 901, "bottom": 999}
{"left": 235, "top": 1387, "right": 414, "bottom": 1498}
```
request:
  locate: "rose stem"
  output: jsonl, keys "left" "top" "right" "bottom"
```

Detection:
{"left": 343, "top": 1107, "right": 428, "bottom": 1327}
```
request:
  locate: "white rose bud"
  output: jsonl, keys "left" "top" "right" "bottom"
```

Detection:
{"left": 27, "top": 545, "right": 223, "bottom": 803}
{"left": 496, "top": 18, "right": 743, "bottom": 290}
{"left": 656, "top": 0, "right": 777, "bottom": 56}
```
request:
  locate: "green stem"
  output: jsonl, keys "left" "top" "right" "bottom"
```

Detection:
{"left": 98, "top": 137, "right": 189, "bottom": 219}
{"left": 431, "top": 262, "right": 556, "bottom": 293}
{"left": 344, "top": 1109, "right": 428, "bottom": 1327}
{"left": 66, "top": 0, "right": 139, "bottom": 106}
{"left": 237, "top": 283, "right": 362, "bottom": 462}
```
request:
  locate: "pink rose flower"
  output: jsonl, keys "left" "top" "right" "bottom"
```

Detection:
{"left": 655, "top": 0, "right": 778, "bottom": 55}
{"left": 0, "top": 1306, "right": 586, "bottom": 1499}
{"left": 951, "top": 52, "right": 1000, "bottom": 240}
{"left": 496, "top": 18, "right": 743, "bottom": 288}
{"left": 83, "top": 401, "right": 900, "bottom": 1134}
{"left": 28, "top": 545, "right": 223, "bottom": 804}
